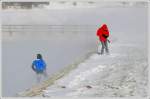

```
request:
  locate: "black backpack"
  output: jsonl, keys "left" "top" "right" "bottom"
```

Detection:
{"left": 102, "top": 34, "right": 108, "bottom": 38}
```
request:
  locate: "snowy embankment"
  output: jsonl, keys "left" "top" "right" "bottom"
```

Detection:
{"left": 43, "top": 42, "right": 148, "bottom": 97}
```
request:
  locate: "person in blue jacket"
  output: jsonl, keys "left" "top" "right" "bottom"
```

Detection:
{"left": 32, "top": 54, "right": 48, "bottom": 82}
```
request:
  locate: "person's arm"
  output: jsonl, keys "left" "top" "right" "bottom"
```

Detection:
{"left": 31, "top": 62, "right": 36, "bottom": 71}
{"left": 96, "top": 28, "right": 101, "bottom": 36}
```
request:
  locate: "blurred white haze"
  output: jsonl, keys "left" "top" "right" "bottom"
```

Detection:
{"left": 1, "top": 1, "right": 148, "bottom": 97}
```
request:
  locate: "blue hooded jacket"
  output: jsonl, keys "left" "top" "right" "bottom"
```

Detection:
{"left": 32, "top": 59, "right": 46, "bottom": 73}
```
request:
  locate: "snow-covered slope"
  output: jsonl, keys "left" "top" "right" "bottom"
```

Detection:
{"left": 42, "top": 41, "right": 148, "bottom": 97}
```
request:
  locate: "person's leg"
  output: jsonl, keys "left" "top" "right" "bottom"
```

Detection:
{"left": 36, "top": 73, "right": 42, "bottom": 83}
{"left": 97, "top": 41, "right": 101, "bottom": 54}
{"left": 43, "top": 70, "right": 48, "bottom": 78}
{"left": 104, "top": 40, "right": 109, "bottom": 54}
{"left": 100, "top": 41, "right": 105, "bottom": 54}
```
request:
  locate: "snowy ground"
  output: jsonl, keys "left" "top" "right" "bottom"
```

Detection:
{"left": 42, "top": 41, "right": 148, "bottom": 97}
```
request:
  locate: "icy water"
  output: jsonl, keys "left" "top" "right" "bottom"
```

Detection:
{"left": 2, "top": 36, "right": 96, "bottom": 96}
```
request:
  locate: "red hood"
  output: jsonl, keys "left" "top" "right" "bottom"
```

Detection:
{"left": 101, "top": 24, "right": 107, "bottom": 31}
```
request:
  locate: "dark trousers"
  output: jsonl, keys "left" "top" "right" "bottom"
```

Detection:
{"left": 98, "top": 40, "right": 109, "bottom": 54}
{"left": 36, "top": 70, "right": 48, "bottom": 83}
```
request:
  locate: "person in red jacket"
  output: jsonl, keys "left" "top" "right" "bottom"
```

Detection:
{"left": 96, "top": 24, "right": 110, "bottom": 55}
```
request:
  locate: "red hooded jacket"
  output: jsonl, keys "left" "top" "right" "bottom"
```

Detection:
{"left": 97, "top": 24, "right": 109, "bottom": 42}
